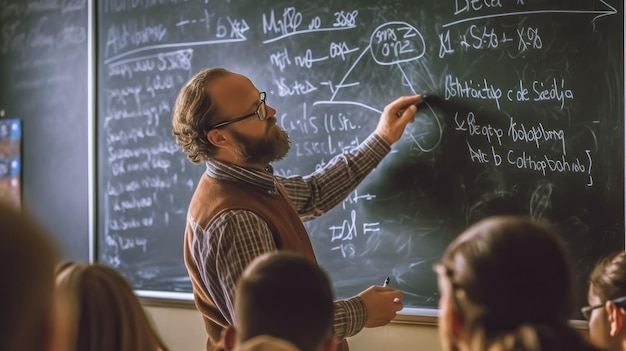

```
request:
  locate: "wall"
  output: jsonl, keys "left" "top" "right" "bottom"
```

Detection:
{"left": 145, "top": 305, "right": 592, "bottom": 351}
{"left": 145, "top": 306, "right": 441, "bottom": 351}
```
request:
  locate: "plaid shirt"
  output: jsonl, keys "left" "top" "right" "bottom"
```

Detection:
{"left": 189, "top": 133, "right": 390, "bottom": 340}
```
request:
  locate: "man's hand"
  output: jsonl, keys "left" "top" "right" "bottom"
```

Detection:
{"left": 358, "top": 285, "right": 404, "bottom": 328}
{"left": 375, "top": 94, "right": 425, "bottom": 146}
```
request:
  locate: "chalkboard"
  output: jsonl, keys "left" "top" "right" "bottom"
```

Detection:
{"left": 96, "top": 0, "right": 625, "bottom": 314}
{"left": 0, "top": 0, "right": 90, "bottom": 261}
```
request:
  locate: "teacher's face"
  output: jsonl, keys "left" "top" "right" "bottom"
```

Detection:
{"left": 207, "top": 73, "right": 289, "bottom": 165}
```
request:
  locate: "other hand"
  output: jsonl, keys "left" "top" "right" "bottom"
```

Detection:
{"left": 358, "top": 285, "right": 404, "bottom": 328}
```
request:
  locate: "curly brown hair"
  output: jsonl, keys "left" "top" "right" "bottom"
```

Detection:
{"left": 171, "top": 67, "right": 231, "bottom": 163}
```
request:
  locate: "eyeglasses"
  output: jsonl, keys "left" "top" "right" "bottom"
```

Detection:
{"left": 581, "top": 296, "right": 626, "bottom": 320}
{"left": 211, "top": 92, "right": 267, "bottom": 129}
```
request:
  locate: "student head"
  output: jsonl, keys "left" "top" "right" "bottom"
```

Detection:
{"left": 225, "top": 251, "right": 336, "bottom": 351}
{"left": 435, "top": 215, "right": 582, "bottom": 351}
{"left": 0, "top": 202, "right": 57, "bottom": 351}
{"left": 55, "top": 261, "right": 169, "bottom": 351}
{"left": 586, "top": 250, "right": 626, "bottom": 351}
{"left": 171, "top": 67, "right": 288, "bottom": 168}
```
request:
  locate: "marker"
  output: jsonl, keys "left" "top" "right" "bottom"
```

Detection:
{"left": 396, "top": 94, "right": 428, "bottom": 117}
{"left": 383, "top": 277, "right": 390, "bottom": 287}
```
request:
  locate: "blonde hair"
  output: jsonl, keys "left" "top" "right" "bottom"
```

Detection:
{"left": 0, "top": 202, "right": 57, "bottom": 351}
{"left": 55, "top": 262, "right": 169, "bottom": 351}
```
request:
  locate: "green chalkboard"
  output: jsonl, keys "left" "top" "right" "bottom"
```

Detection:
{"left": 96, "top": 0, "right": 624, "bottom": 315}
{"left": 0, "top": 0, "right": 90, "bottom": 261}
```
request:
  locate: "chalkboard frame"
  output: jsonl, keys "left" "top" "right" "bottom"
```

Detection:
{"left": 138, "top": 294, "right": 439, "bottom": 325}
{"left": 88, "top": 0, "right": 96, "bottom": 264}
{"left": 137, "top": 294, "right": 593, "bottom": 327}
{"left": 92, "top": 0, "right": 626, "bottom": 321}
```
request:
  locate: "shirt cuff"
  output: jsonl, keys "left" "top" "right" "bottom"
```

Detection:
{"left": 353, "top": 133, "right": 390, "bottom": 161}
{"left": 332, "top": 296, "right": 367, "bottom": 340}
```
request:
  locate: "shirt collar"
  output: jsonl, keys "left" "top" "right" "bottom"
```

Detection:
{"left": 205, "top": 159, "right": 276, "bottom": 193}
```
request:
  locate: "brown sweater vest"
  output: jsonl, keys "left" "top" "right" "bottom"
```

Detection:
{"left": 185, "top": 173, "right": 336, "bottom": 350}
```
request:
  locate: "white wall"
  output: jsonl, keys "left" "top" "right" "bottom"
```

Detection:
{"left": 145, "top": 306, "right": 442, "bottom": 351}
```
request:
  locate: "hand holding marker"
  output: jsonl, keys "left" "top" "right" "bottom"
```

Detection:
{"left": 396, "top": 94, "right": 428, "bottom": 117}
{"left": 383, "top": 277, "right": 400, "bottom": 303}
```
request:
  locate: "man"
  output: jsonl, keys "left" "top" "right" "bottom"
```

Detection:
{"left": 224, "top": 251, "right": 337, "bottom": 351}
{"left": 172, "top": 67, "right": 423, "bottom": 350}
{"left": 0, "top": 201, "right": 58, "bottom": 351}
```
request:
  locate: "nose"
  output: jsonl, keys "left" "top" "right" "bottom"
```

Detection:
{"left": 266, "top": 104, "right": 277, "bottom": 117}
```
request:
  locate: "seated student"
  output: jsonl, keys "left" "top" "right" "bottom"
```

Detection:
{"left": 0, "top": 201, "right": 58, "bottom": 351}
{"left": 224, "top": 251, "right": 336, "bottom": 351}
{"left": 434, "top": 215, "right": 602, "bottom": 351}
{"left": 585, "top": 250, "right": 626, "bottom": 351}
{"left": 55, "top": 261, "right": 169, "bottom": 351}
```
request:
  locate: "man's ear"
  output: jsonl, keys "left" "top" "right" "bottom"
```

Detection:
{"left": 607, "top": 301, "right": 626, "bottom": 337}
{"left": 222, "top": 325, "right": 237, "bottom": 351}
{"left": 207, "top": 129, "right": 228, "bottom": 148}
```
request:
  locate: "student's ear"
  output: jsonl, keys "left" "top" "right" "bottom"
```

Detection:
{"left": 607, "top": 301, "right": 626, "bottom": 337}
{"left": 446, "top": 305, "right": 464, "bottom": 342}
{"left": 222, "top": 326, "right": 236, "bottom": 351}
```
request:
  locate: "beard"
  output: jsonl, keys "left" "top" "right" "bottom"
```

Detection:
{"left": 230, "top": 123, "right": 290, "bottom": 165}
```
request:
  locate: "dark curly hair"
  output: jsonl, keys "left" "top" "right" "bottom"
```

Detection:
{"left": 172, "top": 67, "right": 231, "bottom": 163}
